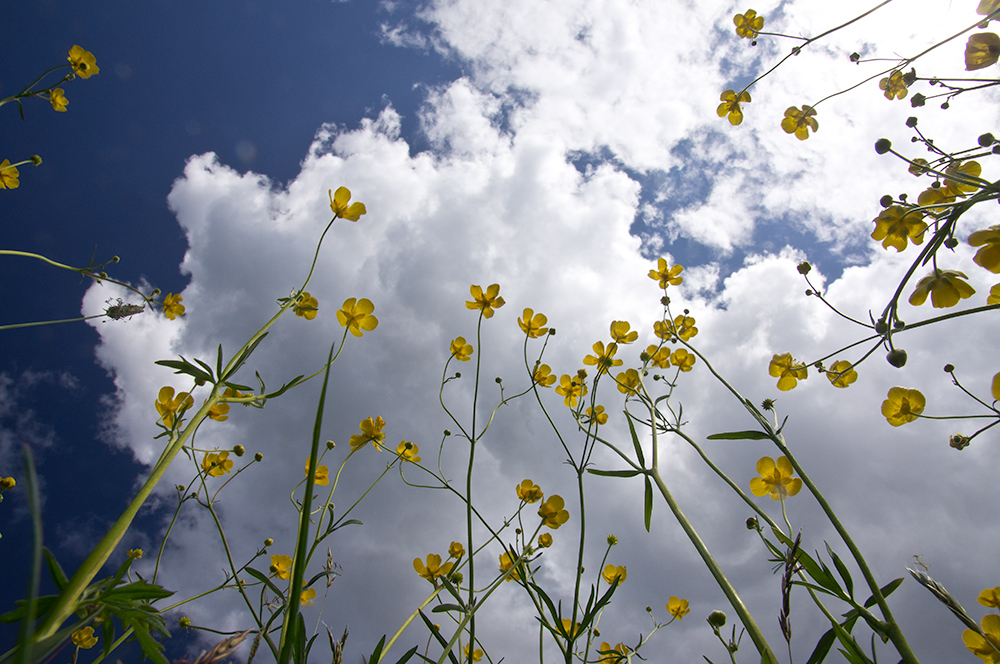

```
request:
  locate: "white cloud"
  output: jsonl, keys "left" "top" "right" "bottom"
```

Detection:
{"left": 82, "top": 1, "right": 1000, "bottom": 662}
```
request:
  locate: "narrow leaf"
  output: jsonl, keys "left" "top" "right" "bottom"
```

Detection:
{"left": 587, "top": 469, "right": 641, "bottom": 478}
{"left": 42, "top": 549, "right": 68, "bottom": 591}
{"left": 626, "top": 413, "right": 645, "bottom": 466}
{"left": 706, "top": 430, "right": 771, "bottom": 440}
{"left": 644, "top": 476, "right": 653, "bottom": 532}
{"left": 826, "top": 543, "right": 854, "bottom": 599}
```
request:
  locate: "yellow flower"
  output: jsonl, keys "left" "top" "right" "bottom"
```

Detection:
{"left": 300, "top": 587, "right": 317, "bottom": 607}
{"left": 969, "top": 225, "right": 1000, "bottom": 273}
{"left": 672, "top": 315, "right": 698, "bottom": 340}
{"left": 585, "top": 405, "right": 608, "bottom": 425}
{"left": 162, "top": 293, "right": 185, "bottom": 320}
{"left": 517, "top": 479, "right": 543, "bottom": 503}
{"left": 396, "top": 440, "right": 421, "bottom": 462}
{"left": 155, "top": 386, "right": 193, "bottom": 428}
{"left": 979, "top": 587, "right": 1000, "bottom": 608}
{"left": 538, "top": 494, "right": 570, "bottom": 529}
{"left": 945, "top": 161, "right": 984, "bottom": 195}
{"left": 336, "top": 297, "right": 378, "bottom": 336}
{"left": 615, "top": 368, "right": 640, "bottom": 395}
{"left": 879, "top": 71, "right": 908, "bottom": 100}
{"left": 206, "top": 400, "right": 230, "bottom": 421}
{"left": 826, "top": 360, "right": 858, "bottom": 388}
{"left": 966, "top": 33, "right": 1000, "bottom": 70}
{"left": 294, "top": 292, "right": 319, "bottom": 320}
{"left": 781, "top": 105, "right": 818, "bottom": 140}
{"left": 734, "top": 9, "right": 764, "bottom": 39}
{"left": 349, "top": 416, "right": 387, "bottom": 450}
{"left": 769, "top": 352, "right": 807, "bottom": 391}
{"left": 202, "top": 451, "right": 234, "bottom": 477}
{"left": 670, "top": 348, "right": 696, "bottom": 372}
{"left": 871, "top": 206, "right": 927, "bottom": 252}
{"left": 646, "top": 345, "right": 671, "bottom": 369}
{"left": 414, "top": 553, "right": 454, "bottom": 581}
{"left": 450, "top": 336, "right": 473, "bottom": 362}
{"left": 538, "top": 533, "right": 553, "bottom": 548}
{"left": 328, "top": 186, "right": 366, "bottom": 221}
{"left": 908, "top": 158, "right": 930, "bottom": 176}
{"left": 0, "top": 477, "right": 14, "bottom": 491}
{"left": 498, "top": 551, "right": 521, "bottom": 581}
{"left": 270, "top": 554, "right": 292, "bottom": 580}
{"left": 908, "top": 269, "right": 976, "bottom": 308}
{"left": 306, "top": 457, "right": 330, "bottom": 485}
{"left": 449, "top": 541, "right": 465, "bottom": 558}
{"left": 667, "top": 596, "right": 690, "bottom": 620}
{"left": 561, "top": 619, "right": 584, "bottom": 639}
{"left": 979, "top": 0, "right": 1000, "bottom": 18}
{"left": 518, "top": 308, "right": 549, "bottom": 338}
{"left": 881, "top": 387, "right": 926, "bottom": 427}
{"left": 649, "top": 257, "right": 684, "bottom": 288}
{"left": 466, "top": 283, "right": 505, "bottom": 318}
{"left": 68, "top": 45, "right": 99, "bottom": 79}
{"left": 71, "top": 626, "right": 98, "bottom": 649}
{"left": 602, "top": 564, "right": 627, "bottom": 585}
{"left": 598, "top": 642, "right": 631, "bottom": 663}
{"left": 555, "top": 373, "right": 587, "bottom": 407}
{"left": 993, "top": 371, "right": 1000, "bottom": 401}
{"left": 750, "top": 456, "right": 802, "bottom": 500}
{"left": 49, "top": 88, "right": 68, "bottom": 112}
{"left": 717, "top": 89, "right": 751, "bottom": 126}
{"left": 127, "top": 548, "right": 144, "bottom": 559}
{"left": 964, "top": 614, "right": 1000, "bottom": 663}
{"left": 990, "top": 283, "right": 1000, "bottom": 305}
{"left": 463, "top": 645, "right": 483, "bottom": 662}
{"left": 533, "top": 363, "right": 557, "bottom": 387}
{"left": 609, "top": 321, "right": 638, "bottom": 344}
{"left": 0, "top": 160, "right": 19, "bottom": 189}
{"left": 917, "top": 186, "right": 958, "bottom": 213}
{"left": 584, "top": 341, "right": 623, "bottom": 375}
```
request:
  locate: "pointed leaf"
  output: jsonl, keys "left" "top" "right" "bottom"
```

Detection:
{"left": 587, "top": 469, "right": 641, "bottom": 478}
{"left": 42, "top": 548, "right": 68, "bottom": 591}
{"left": 644, "top": 476, "right": 653, "bottom": 532}
{"left": 246, "top": 567, "right": 286, "bottom": 599}
{"left": 805, "top": 627, "right": 836, "bottom": 664}
{"left": 626, "top": 412, "right": 645, "bottom": 466}
{"left": 826, "top": 542, "right": 854, "bottom": 599}
{"left": 706, "top": 430, "right": 771, "bottom": 440}
{"left": 431, "top": 604, "right": 465, "bottom": 614}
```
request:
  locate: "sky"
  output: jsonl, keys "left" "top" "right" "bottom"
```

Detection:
{"left": 2, "top": 1, "right": 999, "bottom": 663}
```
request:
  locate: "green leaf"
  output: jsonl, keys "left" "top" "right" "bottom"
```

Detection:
{"left": 644, "top": 476, "right": 653, "bottom": 532}
{"left": 587, "top": 469, "right": 642, "bottom": 478}
{"left": 99, "top": 580, "right": 174, "bottom": 602}
{"left": 154, "top": 358, "right": 213, "bottom": 385}
{"left": 772, "top": 529, "right": 844, "bottom": 598}
{"left": 216, "top": 344, "right": 224, "bottom": 382}
{"left": 129, "top": 618, "right": 170, "bottom": 664}
{"left": 826, "top": 542, "right": 854, "bottom": 599}
{"left": 863, "top": 577, "right": 904, "bottom": 608}
{"left": 431, "top": 604, "right": 465, "bottom": 614}
{"left": 626, "top": 412, "right": 645, "bottom": 466}
{"left": 417, "top": 611, "right": 460, "bottom": 664}
{"left": 706, "top": 430, "right": 771, "bottom": 440}
{"left": 805, "top": 628, "right": 837, "bottom": 664}
{"left": 224, "top": 333, "right": 269, "bottom": 381}
{"left": 266, "top": 375, "right": 305, "bottom": 399}
{"left": 246, "top": 567, "right": 285, "bottom": 600}
{"left": 42, "top": 549, "right": 68, "bottom": 591}
{"left": 391, "top": 645, "right": 418, "bottom": 664}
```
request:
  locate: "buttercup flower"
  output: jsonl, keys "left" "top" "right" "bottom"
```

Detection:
{"left": 0, "top": 477, "right": 14, "bottom": 491}
{"left": 917, "top": 186, "right": 958, "bottom": 213}
{"left": 583, "top": 341, "right": 623, "bottom": 375}
{"left": 979, "top": 587, "right": 1000, "bottom": 608}
{"left": 127, "top": 548, "right": 144, "bottom": 559}
{"left": 349, "top": 416, "right": 387, "bottom": 450}
{"left": 718, "top": 89, "right": 751, "bottom": 126}
{"left": 585, "top": 405, "right": 609, "bottom": 425}
{"left": 979, "top": 0, "right": 1000, "bottom": 18}
{"left": 414, "top": 553, "right": 454, "bottom": 581}
{"left": 881, "top": 387, "right": 926, "bottom": 426}
{"left": 602, "top": 564, "right": 627, "bottom": 585}
{"left": 769, "top": 352, "right": 807, "bottom": 391}
{"left": 450, "top": 336, "right": 473, "bottom": 362}
{"left": 0, "top": 160, "right": 19, "bottom": 189}
{"left": 155, "top": 386, "right": 194, "bottom": 428}
{"left": 908, "top": 158, "right": 930, "bottom": 176}
{"left": 306, "top": 457, "right": 330, "bottom": 485}
{"left": 498, "top": 552, "right": 521, "bottom": 581}
{"left": 560, "top": 620, "right": 583, "bottom": 639}
{"left": 68, "top": 45, "right": 99, "bottom": 78}
{"left": 879, "top": 71, "right": 909, "bottom": 100}
{"left": 734, "top": 9, "right": 764, "bottom": 38}
{"left": 646, "top": 345, "right": 671, "bottom": 369}
{"left": 294, "top": 292, "right": 319, "bottom": 320}
{"left": 616, "top": 368, "right": 641, "bottom": 395}
{"left": 328, "top": 186, "right": 366, "bottom": 221}
{"left": 206, "top": 399, "right": 230, "bottom": 421}
{"left": 300, "top": 587, "right": 317, "bottom": 607}
{"left": 750, "top": 456, "right": 802, "bottom": 500}
{"left": 598, "top": 642, "right": 630, "bottom": 663}
{"left": 908, "top": 269, "right": 976, "bottom": 308}
{"left": 990, "top": 283, "right": 1000, "bottom": 305}
{"left": 449, "top": 541, "right": 465, "bottom": 558}
{"left": 270, "top": 554, "right": 292, "bottom": 580}
{"left": 203, "top": 451, "right": 234, "bottom": 477}
{"left": 539, "top": 494, "right": 570, "bottom": 529}
{"left": 609, "top": 321, "right": 638, "bottom": 344}
{"left": 667, "top": 596, "right": 690, "bottom": 620}
{"left": 337, "top": 298, "right": 378, "bottom": 336}
{"left": 963, "top": 614, "right": 1000, "bottom": 662}
{"left": 162, "top": 293, "right": 185, "bottom": 320}
{"left": 466, "top": 284, "right": 505, "bottom": 318}
{"left": 945, "top": 161, "right": 984, "bottom": 195}
{"left": 969, "top": 225, "right": 1000, "bottom": 273}
{"left": 49, "top": 88, "right": 68, "bottom": 112}
{"left": 781, "top": 105, "right": 818, "bottom": 140}
{"left": 555, "top": 373, "right": 587, "bottom": 407}
{"left": 533, "top": 363, "right": 557, "bottom": 387}
{"left": 516, "top": 479, "right": 543, "bottom": 503}
{"left": 871, "top": 206, "right": 927, "bottom": 252}
{"left": 538, "top": 532, "right": 553, "bottom": 548}
{"left": 396, "top": 440, "right": 421, "bottom": 462}
{"left": 463, "top": 645, "right": 483, "bottom": 662}
{"left": 826, "top": 360, "right": 858, "bottom": 388}
{"left": 669, "top": 315, "right": 698, "bottom": 340}
{"left": 966, "top": 33, "right": 1000, "bottom": 70}
{"left": 72, "top": 626, "right": 98, "bottom": 649}
{"left": 518, "top": 308, "right": 549, "bottom": 338}
{"left": 649, "top": 258, "right": 684, "bottom": 288}
{"left": 993, "top": 371, "right": 1000, "bottom": 401}
{"left": 670, "top": 348, "right": 696, "bottom": 372}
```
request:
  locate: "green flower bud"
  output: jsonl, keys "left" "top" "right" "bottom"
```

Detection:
{"left": 708, "top": 610, "right": 727, "bottom": 628}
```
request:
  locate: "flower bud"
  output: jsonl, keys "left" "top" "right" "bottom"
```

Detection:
{"left": 111, "top": 255, "right": 120, "bottom": 263}
{"left": 905, "top": 116, "right": 918, "bottom": 128}
{"left": 264, "top": 538, "right": 274, "bottom": 547}
{"left": 886, "top": 349, "right": 907, "bottom": 368}
{"left": 708, "top": 610, "right": 727, "bottom": 628}
{"left": 30, "top": 155, "right": 42, "bottom": 165}
{"left": 444, "top": 429, "right": 451, "bottom": 436}
{"left": 849, "top": 52, "right": 860, "bottom": 62}
{"left": 875, "top": 138, "right": 892, "bottom": 154}
{"left": 232, "top": 444, "right": 245, "bottom": 456}
{"left": 593, "top": 628, "right": 601, "bottom": 637}
{"left": 495, "top": 376, "right": 502, "bottom": 384}
{"left": 746, "top": 516, "right": 759, "bottom": 530}
{"left": 979, "top": 133, "right": 996, "bottom": 147}
{"left": 944, "top": 364, "right": 955, "bottom": 373}
{"left": 326, "top": 440, "right": 335, "bottom": 449}
{"left": 874, "top": 320, "right": 888, "bottom": 334}
{"left": 944, "top": 237, "right": 958, "bottom": 249}
{"left": 950, "top": 433, "right": 970, "bottom": 450}
{"left": 879, "top": 195, "right": 893, "bottom": 208}
{"left": 254, "top": 452, "right": 263, "bottom": 462}
{"left": 796, "top": 261, "right": 811, "bottom": 275}
{"left": 179, "top": 616, "right": 191, "bottom": 629}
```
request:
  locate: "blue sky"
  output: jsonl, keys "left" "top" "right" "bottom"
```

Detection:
{"left": 2, "top": 1, "right": 999, "bottom": 663}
